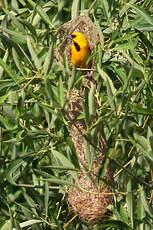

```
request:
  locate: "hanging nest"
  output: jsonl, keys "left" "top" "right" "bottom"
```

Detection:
{"left": 56, "top": 15, "right": 114, "bottom": 224}
{"left": 67, "top": 88, "right": 114, "bottom": 224}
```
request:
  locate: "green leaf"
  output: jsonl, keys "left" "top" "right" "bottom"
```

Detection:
{"left": 45, "top": 78, "right": 60, "bottom": 107}
{"left": 119, "top": 204, "right": 129, "bottom": 224}
{"left": 140, "top": 189, "right": 153, "bottom": 218}
{"left": 134, "top": 133, "right": 149, "bottom": 150}
{"left": 68, "top": 65, "right": 76, "bottom": 90}
{"left": 111, "top": 32, "right": 139, "bottom": 44}
{"left": 12, "top": 47, "right": 25, "bottom": 76}
{"left": 26, "top": 0, "right": 54, "bottom": 28}
{"left": 130, "top": 48, "right": 143, "bottom": 64}
{"left": 130, "top": 104, "right": 153, "bottom": 115}
{"left": 0, "top": 93, "right": 10, "bottom": 104}
{"left": 39, "top": 102, "right": 67, "bottom": 124}
{"left": 93, "top": 15, "right": 104, "bottom": 45}
{"left": 100, "top": 0, "right": 111, "bottom": 19}
{"left": 44, "top": 181, "right": 49, "bottom": 218}
{"left": 18, "top": 43, "right": 35, "bottom": 68}
{"left": 24, "top": 193, "right": 38, "bottom": 215}
{"left": 43, "top": 42, "right": 54, "bottom": 75}
{"left": 20, "top": 220, "right": 43, "bottom": 228}
{"left": 147, "top": 126, "right": 153, "bottom": 141}
{"left": 98, "top": 153, "right": 111, "bottom": 189}
{"left": 0, "top": 49, "right": 9, "bottom": 78}
{"left": 126, "top": 177, "right": 133, "bottom": 227}
{"left": 1, "top": 219, "right": 12, "bottom": 230}
{"left": 122, "top": 65, "right": 135, "bottom": 97}
{"left": 133, "top": 23, "right": 153, "bottom": 31}
{"left": 129, "top": 4, "right": 153, "bottom": 26}
{"left": 106, "top": 77, "right": 117, "bottom": 110}
{"left": 27, "top": 35, "right": 41, "bottom": 70}
{"left": 45, "top": 177, "right": 79, "bottom": 188}
{"left": 16, "top": 130, "right": 24, "bottom": 142}
{"left": 71, "top": 0, "right": 80, "bottom": 19}
{"left": 137, "top": 185, "right": 145, "bottom": 220}
{"left": 83, "top": 88, "right": 89, "bottom": 126}
{"left": 88, "top": 84, "right": 96, "bottom": 117}
{"left": 99, "top": 220, "right": 134, "bottom": 230}
{"left": 6, "top": 159, "right": 25, "bottom": 185}
{"left": 19, "top": 19, "right": 37, "bottom": 38}
{"left": 134, "top": 133, "right": 153, "bottom": 168}
{"left": 51, "top": 149, "right": 79, "bottom": 183}
{"left": 0, "top": 26, "right": 26, "bottom": 42}
{"left": 0, "top": 114, "right": 16, "bottom": 130}
{"left": 14, "top": 218, "right": 22, "bottom": 230}
{"left": 112, "top": 38, "right": 138, "bottom": 51}
{"left": 97, "top": 65, "right": 116, "bottom": 110}
{"left": 65, "top": 136, "right": 80, "bottom": 169}
{"left": 0, "top": 58, "right": 19, "bottom": 85}
{"left": 84, "top": 140, "right": 92, "bottom": 170}
{"left": 8, "top": 12, "right": 25, "bottom": 33}
{"left": 119, "top": 0, "right": 136, "bottom": 18}
{"left": 123, "top": 52, "right": 145, "bottom": 74}
{"left": 58, "top": 76, "right": 65, "bottom": 108}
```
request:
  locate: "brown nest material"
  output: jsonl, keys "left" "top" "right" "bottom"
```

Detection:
{"left": 68, "top": 174, "right": 113, "bottom": 223}
{"left": 56, "top": 15, "right": 114, "bottom": 224}
{"left": 67, "top": 87, "right": 114, "bottom": 224}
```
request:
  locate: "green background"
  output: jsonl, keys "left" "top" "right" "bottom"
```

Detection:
{"left": 0, "top": 0, "right": 153, "bottom": 229}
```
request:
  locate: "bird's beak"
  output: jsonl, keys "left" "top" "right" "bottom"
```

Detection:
{"left": 65, "top": 35, "right": 73, "bottom": 40}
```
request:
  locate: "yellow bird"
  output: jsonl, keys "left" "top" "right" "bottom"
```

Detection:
{"left": 66, "top": 32, "right": 90, "bottom": 67}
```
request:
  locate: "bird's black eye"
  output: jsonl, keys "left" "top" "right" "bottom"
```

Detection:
{"left": 71, "top": 34, "right": 76, "bottom": 39}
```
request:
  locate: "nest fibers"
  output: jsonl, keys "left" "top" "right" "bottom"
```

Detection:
{"left": 56, "top": 15, "right": 114, "bottom": 224}
{"left": 67, "top": 88, "right": 114, "bottom": 224}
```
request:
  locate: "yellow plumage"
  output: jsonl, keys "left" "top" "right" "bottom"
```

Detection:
{"left": 66, "top": 32, "right": 90, "bottom": 67}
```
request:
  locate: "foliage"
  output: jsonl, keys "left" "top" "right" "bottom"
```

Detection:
{"left": 0, "top": 0, "right": 153, "bottom": 229}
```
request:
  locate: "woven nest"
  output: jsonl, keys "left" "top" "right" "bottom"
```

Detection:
{"left": 68, "top": 173, "right": 114, "bottom": 223}
{"left": 67, "top": 88, "right": 114, "bottom": 224}
{"left": 56, "top": 15, "right": 114, "bottom": 224}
